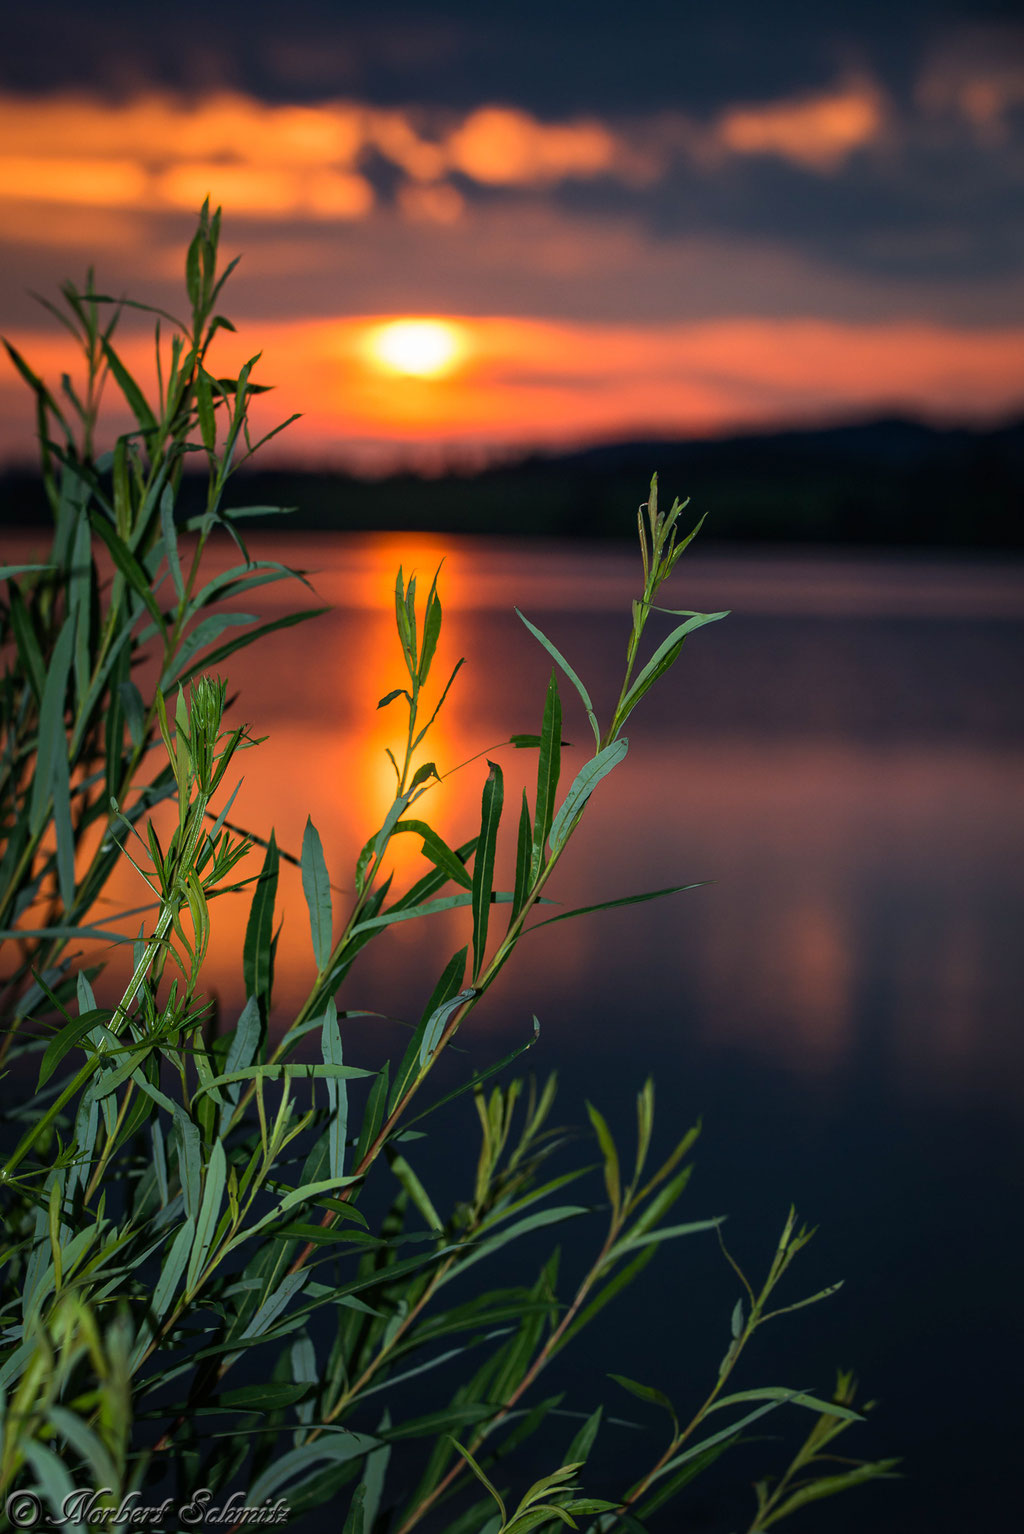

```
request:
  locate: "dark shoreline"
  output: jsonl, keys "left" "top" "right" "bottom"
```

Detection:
{"left": 3, "top": 414, "right": 1022, "bottom": 549}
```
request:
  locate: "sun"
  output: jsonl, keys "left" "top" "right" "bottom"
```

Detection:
{"left": 365, "top": 318, "right": 465, "bottom": 379}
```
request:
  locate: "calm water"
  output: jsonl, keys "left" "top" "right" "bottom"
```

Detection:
{"left": 16, "top": 531, "right": 1024, "bottom": 1530}
{"left": 196, "top": 534, "right": 1021, "bottom": 1534}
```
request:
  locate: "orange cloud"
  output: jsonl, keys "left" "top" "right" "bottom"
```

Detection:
{"left": 0, "top": 154, "right": 149, "bottom": 207}
{"left": 715, "top": 79, "right": 886, "bottom": 171}
{"left": 446, "top": 107, "right": 618, "bottom": 185}
{"left": 0, "top": 91, "right": 366, "bottom": 166}
{"left": 155, "top": 162, "right": 374, "bottom": 219}
{"left": 0, "top": 91, "right": 637, "bottom": 224}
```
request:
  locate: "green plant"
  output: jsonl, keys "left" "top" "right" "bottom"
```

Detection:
{"left": 0, "top": 199, "right": 319, "bottom": 1059}
{"left": 0, "top": 209, "right": 896, "bottom": 1533}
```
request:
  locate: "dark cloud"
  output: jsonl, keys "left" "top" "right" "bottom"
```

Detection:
{"left": 617, "top": 142, "right": 1024, "bottom": 286}
{"left": 4, "top": 0, "right": 1019, "bottom": 113}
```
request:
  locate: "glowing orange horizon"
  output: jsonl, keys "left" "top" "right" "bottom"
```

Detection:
{"left": 2, "top": 311, "right": 1022, "bottom": 470}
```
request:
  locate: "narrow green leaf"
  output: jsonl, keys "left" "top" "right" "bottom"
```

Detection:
{"left": 147, "top": 1214, "right": 194, "bottom": 1337}
{"left": 394, "top": 567, "right": 414, "bottom": 666}
{"left": 412, "top": 657, "right": 465, "bottom": 749}
{"left": 409, "top": 760, "right": 440, "bottom": 791}
{"left": 505, "top": 1508, "right": 575, "bottom": 1532}
{"left": 635, "top": 1124, "right": 701, "bottom": 1208}
{"left": 528, "top": 883, "right": 703, "bottom": 933}
{"left": 511, "top": 791, "right": 533, "bottom": 922}
{"left": 248, "top": 1434, "right": 381, "bottom": 1505}
{"left": 610, "top": 1216, "right": 724, "bottom": 1258}
{"left": 385, "top": 1404, "right": 496, "bottom": 1444}
{"left": 556, "top": 1245, "right": 657, "bottom": 1352}
{"left": 186, "top": 1141, "right": 226, "bottom": 1290}
{"left": 657, "top": 1397, "right": 798, "bottom": 1479}
{"left": 391, "top": 820, "right": 473, "bottom": 890}
{"left": 388, "top": 1152, "right": 444, "bottom": 1232}
{"left": 404, "top": 1021, "right": 540, "bottom": 1129}
{"left": 418, "top": 568, "right": 443, "bottom": 685}
{"left": 185, "top": 224, "right": 202, "bottom": 308}
{"left": 419, "top": 987, "right": 476, "bottom": 1069}
{"left": 8, "top": 582, "right": 47, "bottom": 700}
{"left": 36, "top": 1009, "right": 109, "bottom": 1091}
{"left": 587, "top": 1101, "right": 621, "bottom": 1216}
{"left": 165, "top": 612, "right": 259, "bottom": 687}
{"left": 565, "top": 1406, "right": 603, "bottom": 1468}
{"left": 69, "top": 512, "right": 92, "bottom": 711}
{"left": 533, "top": 671, "right": 562, "bottom": 877}
{"left": 373, "top": 789, "right": 414, "bottom": 861}
{"left": 90, "top": 513, "right": 164, "bottom": 626}
{"left": 390, "top": 947, "right": 468, "bottom": 1113}
{"left": 196, "top": 366, "right": 216, "bottom": 453}
{"left": 243, "top": 831, "right": 279, "bottom": 1004}
{"left": 51, "top": 737, "right": 75, "bottom": 913}
{"left": 355, "top": 1063, "right": 390, "bottom": 1165}
{"left": 471, "top": 760, "right": 504, "bottom": 981}
{"left": 192, "top": 1063, "right": 371, "bottom": 1104}
{"left": 21, "top": 1442, "right": 79, "bottom": 1528}
{"left": 350, "top": 890, "right": 503, "bottom": 938}
{"left": 620, "top": 612, "right": 729, "bottom": 720}
{"left": 708, "top": 1387, "right": 863, "bottom": 1422}
{"left": 160, "top": 485, "right": 185, "bottom": 604}
{"left": 448, "top": 1438, "right": 505, "bottom": 1523}
{"left": 761, "top": 1280, "right": 845, "bottom": 1320}
{"left": 0, "top": 562, "right": 54, "bottom": 578}
{"left": 636, "top": 1441, "right": 731, "bottom": 1519}
{"left": 177, "top": 608, "right": 329, "bottom": 682}
{"left": 757, "top": 1459, "right": 902, "bottom": 1527}
{"left": 517, "top": 608, "right": 600, "bottom": 747}
{"left": 227, "top": 1269, "right": 312, "bottom": 1352}
{"left": 549, "top": 738, "right": 628, "bottom": 854}
{"left": 174, "top": 1107, "right": 203, "bottom": 1220}
{"left": 118, "top": 678, "right": 146, "bottom": 749}
{"left": 438, "top": 1206, "right": 588, "bottom": 1283}
{"left": 342, "top": 1485, "right": 365, "bottom": 1534}
{"left": 217, "top": 996, "right": 262, "bottom": 1134}
{"left": 279, "top": 1175, "right": 361, "bottom": 1212}
{"left": 29, "top": 616, "right": 73, "bottom": 835}
{"left": 219, "top": 1382, "right": 310, "bottom": 1411}
{"left": 46, "top": 1406, "right": 119, "bottom": 1491}
{"left": 357, "top": 1432, "right": 391, "bottom": 1534}
{"left": 187, "top": 558, "right": 309, "bottom": 614}
{"left": 301, "top": 816, "right": 333, "bottom": 970}
{"left": 321, "top": 998, "right": 348, "bottom": 1180}
{"left": 610, "top": 1375, "right": 677, "bottom": 1427}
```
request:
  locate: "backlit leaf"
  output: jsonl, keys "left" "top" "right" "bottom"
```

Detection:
{"left": 549, "top": 738, "right": 628, "bottom": 854}
{"left": 301, "top": 817, "right": 333, "bottom": 970}
{"left": 471, "top": 761, "right": 503, "bottom": 981}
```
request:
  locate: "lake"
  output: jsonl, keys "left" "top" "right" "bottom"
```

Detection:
{"left": 184, "top": 532, "right": 1020, "bottom": 1534}
{"left": 11, "top": 528, "right": 1024, "bottom": 1531}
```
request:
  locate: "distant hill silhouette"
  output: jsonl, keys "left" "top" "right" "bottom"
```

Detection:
{"left": 3, "top": 416, "right": 1022, "bottom": 547}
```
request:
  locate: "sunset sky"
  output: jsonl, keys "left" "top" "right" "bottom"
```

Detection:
{"left": 2, "top": 0, "right": 1023, "bottom": 469}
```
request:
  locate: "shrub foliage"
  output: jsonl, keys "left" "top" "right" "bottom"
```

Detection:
{"left": 0, "top": 207, "right": 896, "bottom": 1533}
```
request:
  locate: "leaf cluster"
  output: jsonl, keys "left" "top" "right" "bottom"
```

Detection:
{"left": 0, "top": 209, "right": 894, "bottom": 1534}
